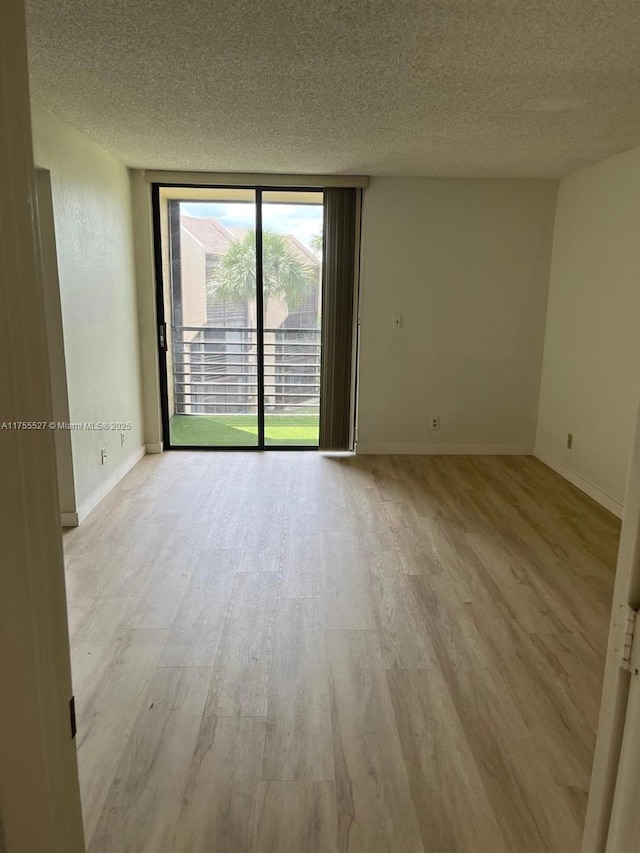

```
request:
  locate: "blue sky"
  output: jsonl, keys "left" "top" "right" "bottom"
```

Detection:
{"left": 180, "top": 202, "right": 323, "bottom": 249}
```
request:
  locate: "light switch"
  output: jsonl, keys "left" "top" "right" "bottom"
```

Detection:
{"left": 392, "top": 314, "right": 402, "bottom": 329}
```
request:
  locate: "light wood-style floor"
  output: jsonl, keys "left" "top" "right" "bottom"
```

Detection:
{"left": 63, "top": 452, "right": 620, "bottom": 853}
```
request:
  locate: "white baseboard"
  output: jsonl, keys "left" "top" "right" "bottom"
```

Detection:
{"left": 145, "top": 442, "right": 163, "bottom": 454}
{"left": 356, "top": 443, "right": 533, "bottom": 455}
{"left": 533, "top": 446, "right": 623, "bottom": 518}
{"left": 60, "top": 511, "right": 79, "bottom": 528}
{"left": 74, "top": 445, "right": 146, "bottom": 525}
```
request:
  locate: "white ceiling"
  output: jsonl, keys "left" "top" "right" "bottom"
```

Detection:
{"left": 26, "top": 0, "right": 640, "bottom": 178}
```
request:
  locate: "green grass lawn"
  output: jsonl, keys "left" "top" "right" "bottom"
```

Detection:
{"left": 170, "top": 414, "right": 319, "bottom": 447}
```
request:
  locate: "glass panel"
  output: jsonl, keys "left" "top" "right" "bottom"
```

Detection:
{"left": 261, "top": 191, "right": 324, "bottom": 447}
{"left": 166, "top": 190, "right": 259, "bottom": 447}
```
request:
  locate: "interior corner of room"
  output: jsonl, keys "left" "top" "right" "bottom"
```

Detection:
{"left": 7, "top": 1, "right": 640, "bottom": 849}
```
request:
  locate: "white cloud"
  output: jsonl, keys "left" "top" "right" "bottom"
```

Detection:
{"left": 180, "top": 202, "right": 322, "bottom": 248}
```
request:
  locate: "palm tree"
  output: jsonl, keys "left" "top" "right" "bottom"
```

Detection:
{"left": 207, "top": 230, "right": 316, "bottom": 310}
{"left": 310, "top": 231, "right": 323, "bottom": 257}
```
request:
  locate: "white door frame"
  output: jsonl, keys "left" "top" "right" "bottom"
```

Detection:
{"left": 582, "top": 392, "right": 640, "bottom": 852}
{"left": 0, "top": 0, "right": 85, "bottom": 848}
{"left": 605, "top": 669, "right": 640, "bottom": 851}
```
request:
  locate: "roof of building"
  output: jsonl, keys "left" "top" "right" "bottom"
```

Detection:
{"left": 182, "top": 216, "right": 320, "bottom": 268}
{"left": 180, "top": 216, "right": 236, "bottom": 256}
{"left": 283, "top": 233, "right": 320, "bottom": 266}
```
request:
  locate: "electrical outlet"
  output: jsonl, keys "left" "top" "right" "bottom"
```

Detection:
{"left": 567, "top": 433, "right": 573, "bottom": 449}
{"left": 120, "top": 431, "right": 126, "bottom": 447}
{"left": 101, "top": 447, "right": 107, "bottom": 465}
{"left": 430, "top": 416, "right": 440, "bottom": 430}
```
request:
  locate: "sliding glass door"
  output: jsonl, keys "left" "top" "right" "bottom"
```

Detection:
{"left": 157, "top": 186, "right": 324, "bottom": 449}
{"left": 166, "top": 189, "right": 259, "bottom": 447}
{"left": 261, "top": 192, "right": 323, "bottom": 446}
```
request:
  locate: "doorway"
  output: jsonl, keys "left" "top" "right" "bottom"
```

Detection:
{"left": 155, "top": 186, "right": 324, "bottom": 449}
{"left": 35, "top": 168, "right": 78, "bottom": 524}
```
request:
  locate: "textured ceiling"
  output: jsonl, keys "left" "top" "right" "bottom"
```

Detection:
{"left": 26, "top": 0, "right": 640, "bottom": 177}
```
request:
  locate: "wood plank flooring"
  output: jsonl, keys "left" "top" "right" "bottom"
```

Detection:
{"left": 63, "top": 452, "right": 620, "bottom": 852}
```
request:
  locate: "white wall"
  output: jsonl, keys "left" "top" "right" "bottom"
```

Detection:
{"left": 31, "top": 105, "right": 144, "bottom": 513}
{"left": 535, "top": 147, "right": 640, "bottom": 514}
{"left": 357, "top": 177, "right": 558, "bottom": 453}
